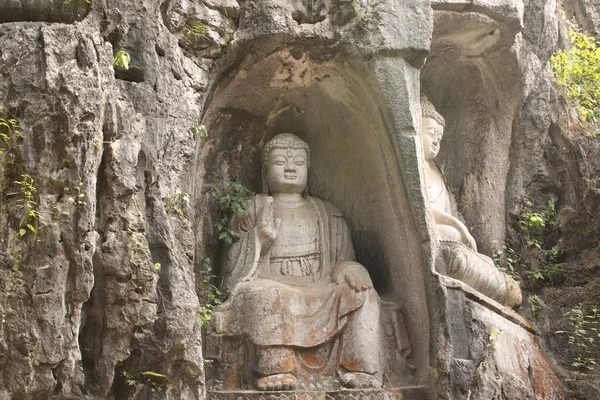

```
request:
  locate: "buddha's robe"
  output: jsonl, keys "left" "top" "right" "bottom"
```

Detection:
{"left": 213, "top": 194, "right": 380, "bottom": 373}
{"left": 426, "top": 165, "right": 522, "bottom": 307}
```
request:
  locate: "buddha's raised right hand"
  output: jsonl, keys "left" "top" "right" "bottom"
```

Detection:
{"left": 257, "top": 196, "right": 282, "bottom": 250}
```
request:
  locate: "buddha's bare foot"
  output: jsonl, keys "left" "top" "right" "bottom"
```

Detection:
{"left": 256, "top": 373, "right": 298, "bottom": 391}
{"left": 340, "top": 372, "right": 381, "bottom": 389}
{"left": 504, "top": 276, "right": 523, "bottom": 308}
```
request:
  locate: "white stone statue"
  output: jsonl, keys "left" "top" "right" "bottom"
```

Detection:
{"left": 213, "top": 133, "right": 383, "bottom": 391}
{"left": 421, "top": 97, "right": 522, "bottom": 307}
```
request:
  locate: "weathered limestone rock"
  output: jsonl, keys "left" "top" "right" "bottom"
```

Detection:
{"left": 1, "top": 0, "right": 593, "bottom": 397}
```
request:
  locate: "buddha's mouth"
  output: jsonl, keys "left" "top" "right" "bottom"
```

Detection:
{"left": 284, "top": 174, "right": 297, "bottom": 179}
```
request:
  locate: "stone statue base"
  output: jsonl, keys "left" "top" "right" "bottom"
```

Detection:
{"left": 206, "top": 300, "right": 414, "bottom": 390}
{"left": 436, "top": 276, "right": 563, "bottom": 400}
{"left": 207, "top": 386, "right": 427, "bottom": 400}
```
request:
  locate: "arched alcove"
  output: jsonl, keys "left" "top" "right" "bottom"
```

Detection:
{"left": 421, "top": 9, "right": 524, "bottom": 254}
{"left": 194, "top": 40, "right": 431, "bottom": 387}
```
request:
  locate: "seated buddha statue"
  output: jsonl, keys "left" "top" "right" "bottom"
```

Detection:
{"left": 420, "top": 96, "right": 522, "bottom": 307}
{"left": 213, "top": 133, "right": 383, "bottom": 391}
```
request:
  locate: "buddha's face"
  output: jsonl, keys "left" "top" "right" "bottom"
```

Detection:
{"left": 422, "top": 117, "right": 444, "bottom": 161}
{"left": 266, "top": 147, "right": 308, "bottom": 194}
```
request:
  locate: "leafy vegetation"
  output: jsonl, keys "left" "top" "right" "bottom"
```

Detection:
{"left": 556, "top": 305, "right": 600, "bottom": 375}
{"left": 214, "top": 179, "right": 252, "bottom": 245}
{"left": 0, "top": 109, "right": 23, "bottom": 196}
{"left": 12, "top": 174, "right": 40, "bottom": 241}
{"left": 527, "top": 294, "right": 547, "bottom": 318}
{"left": 164, "top": 189, "right": 190, "bottom": 218}
{"left": 122, "top": 370, "right": 167, "bottom": 395}
{"left": 198, "top": 260, "right": 228, "bottom": 327}
{"left": 493, "top": 242, "right": 521, "bottom": 280}
{"left": 67, "top": 181, "right": 86, "bottom": 208}
{"left": 184, "top": 19, "right": 210, "bottom": 44}
{"left": 487, "top": 330, "right": 502, "bottom": 348}
{"left": 191, "top": 124, "right": 208, "bottom": 140}
{"left": 113, "top": 50, "right": 131, "bottom": 70}
{"left": 524, "top": 247, "right": 565, "bottom": 282}
{"left": 583, "top": 177, "right": 600, "bottom": 197}
{"left": 518, "top": 200, "right": 556, "bottom": 249}
{"left": 7, "top": 175, "right": 41, "bottom": 271}
{"left": 551, "top": 19, "right": 600, "bottom": 133}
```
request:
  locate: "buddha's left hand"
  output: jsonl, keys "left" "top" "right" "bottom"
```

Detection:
{"left": 344, "top": 269, "right": 373, "bottom": 292}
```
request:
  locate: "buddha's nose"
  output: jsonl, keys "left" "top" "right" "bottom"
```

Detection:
{"left": 285, "top": 160, "right": 296, "bottom": 171}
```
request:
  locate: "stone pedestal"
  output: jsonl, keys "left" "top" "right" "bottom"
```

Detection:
{"left": 207, "top": 386, "right": 427, "bottom": 400}
{"left": 434, "top": 276, "right": 563, "bottom": 400}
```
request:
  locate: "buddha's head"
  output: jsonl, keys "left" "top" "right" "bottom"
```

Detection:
{"left": 261, "top": 133, "right": 311, "bottom": 195}
{"left": 421, "top": 96, "right": 446, "bottom": 162}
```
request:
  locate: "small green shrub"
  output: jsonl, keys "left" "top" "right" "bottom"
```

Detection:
{"left": 527, "top": 294, "right": 547, "bottom": 318}
{"left": 487, "top": 330, "right": 502, "bottom": 348}
{"left": 191, "top": 124, "right": 208, "bottom": 140}
{"left": 352, "top": 0, "right": 369, "bottom": 30}
{"left": 493, "top": 242, "right": 521, "bottom": 280}
{"left": 551, "top": 19, "right": 600, "bottom": 130}
{"left": 122, "top": 370, "right": 167, "bottom": 394}
{"left": 7, "top": 174, "right": 41, "bottom": 271}
{"left": 12, "top": 174, "right": 40, "bottom": 240}
{"left": 583, "top": 177, "right": 600, "bottom": 197}
{"left": 184, "top": 20, "right": 210, "bottom": 44}
{"left": 214, "top": 179, "right": 252, "bottom": 245}
{"left": 0, "top": 109, "right": 23, "bottom": 195}
{"left": 66, "top": 181, "right": 86, "bottom": 208}
{"left": 524, "top": 247, "right": 565, "bottom": 282}
{"left": 518, "top": 200, "right": 555, "bottom": 249}
{"left": 199, "top": 260, "right": 228, "bottom": 327}
{"left": 164, "top": 189, "right": 190, "bottom": 218}
{"left": 556, "top": 304, "right": 600, "bottom": 375}
{"left": 113, "top": 50, "right": 131, "bottom": 70}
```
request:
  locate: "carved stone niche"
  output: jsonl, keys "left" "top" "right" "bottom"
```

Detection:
{"left": 0, "top": 0, "right": 89, "bottom": 23}
{"left": 194, "top": 42, "right": 430, "bottom": 399}
{"left": 421, "top": 2, "right": 565, "bottom": 399}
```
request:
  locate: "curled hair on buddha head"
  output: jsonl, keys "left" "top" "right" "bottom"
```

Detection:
{"left": 261, "top": 133, "right": 311, "bottom": 168}
{"left": 421, "top": 95, "right": 446, "bottom": 127}
{"left": 261, "top": 133, "right": 311, "bottom": 195}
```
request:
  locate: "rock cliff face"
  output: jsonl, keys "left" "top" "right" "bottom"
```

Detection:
{"left": 0, "top": 0, "right": 597, "bottom": 399}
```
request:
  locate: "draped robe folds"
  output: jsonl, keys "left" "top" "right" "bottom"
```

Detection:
{"left": 214, "top": 194, "right": 370, "bottom": 349}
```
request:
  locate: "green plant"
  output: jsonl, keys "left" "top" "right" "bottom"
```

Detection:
{"left": 191, "top": 124, "right": 208, "bottom": 140}
{"left": 199, "top": 259, "right": 228, "bottom": 327}
{"left": 551, "top": 19, "right": 600, "bottom": 131}
{"left": 7, "top": 174, "right": 41, "bottom": 271}
{"left": 0, "top": 109, "right": 23, "bottom": 195}
{"left": 487, "top": 330, "right": 502, "bottom": 348}
{"left": 493, "top": 242, "right": 521, "bottom": 280}
{"left": 113, "top": 50, "right": 131, "bottom": 70}
{"left": 184, "top": 19, "right": 210, "bottom": 44}
{"left": 556, "top": 304, "right": 600, "bottom": 375}
{"left": 527, "top": 294, "right": 547, "bottom": 318}
{"left": 67, "top": 181, "right": 86, "bottom": 207}
{"left": 122, "top": 370, "right": 167, "bottom": 394}
{"left": 583, "top": 177, "right": 600, "bottom": 197}
{"left": 352, "top": 0, "right": 369, "bottom": 30}
{"left": 518, "top": 200, "right": 555, "bottom": 249}
{"left": 524, "top": 247, "right": 565, "bottom": 282}
{"left": 214, "top": 179, "right": 252, "bottom": 244}
{"left": 12, "top": 174, "right": 40, "bottom": 240}
{"left": 164, "top": 189, "right": 190, "bottom": 218}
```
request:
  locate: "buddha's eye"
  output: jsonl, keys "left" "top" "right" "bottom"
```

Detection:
{"left": 294, "top": 160, "right": 305, "bottom": 166}
{"left": 275, "top": 160, "right": 285, "bottom": 166}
